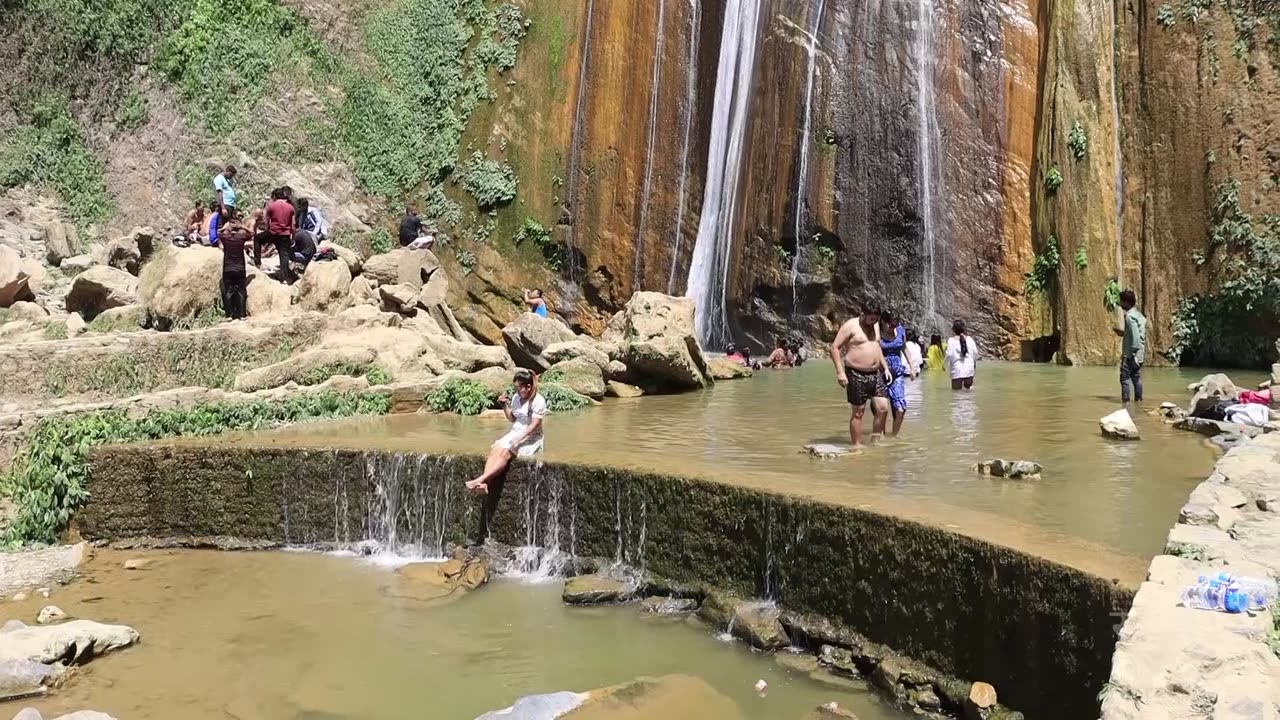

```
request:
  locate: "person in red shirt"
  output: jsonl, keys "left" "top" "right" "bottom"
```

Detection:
{"left": 254, "top": 187, "right": 296, "bottom": 283}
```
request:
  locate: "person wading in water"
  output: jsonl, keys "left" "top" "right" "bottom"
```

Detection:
{"left": 830, "top": 306, "right": 893, "bottom": 449}
{"left": 465, "top": 369, "right": 547, "bottom": 495}
{"left": 878, "top": 311, "right": 916, "bottom": 436}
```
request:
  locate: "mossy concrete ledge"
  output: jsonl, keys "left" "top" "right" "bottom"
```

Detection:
{"left": 1101, "top": 432, "right": 1280, "bottom": 719}
{"left": 81, "top": 445, "right": 1132, "bottom": 719}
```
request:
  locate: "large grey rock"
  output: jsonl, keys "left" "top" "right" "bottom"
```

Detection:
{"left": 245, "top": 267, "right": 294, "bottom": 318}
{"left": 545, "top": 357, "right": 606, "bottom": 399}
{"left": 1174, "top": 417, "right": 1261, "bottom": 439}
{"left": 606, "top": 380, "right": 644, "bottom": 398}
{"left": 0, "top": 619, "right": 138, "bottom": 666}
{"left": 623, "top": 336, "right": 713, "bottom": 392}
{"left": 1100, "top": 409, "right": 1140, "bottom": 440}
{"left": 58, "top": 254, "right": 95, "bottom": 276}
{"left": 1188, "top": 373, "right": 1241, "bottom": 414}
{"left": 361, "top": 248, "right": 440, "bottom": 289}
{"left": 0, "top": 657, "right": 59, "bottom": 701}
{"left": 6, "top": 302, "right": 47, "bottom": 323}
{"left": 65, "top": 266, "right": 138, "bottom": 319}
{"left": 418, "top": 334, "right": 514, "bottom": 374}
{"left": 89, "top": 304, "right": 145, "bottom": 332}
{"left": 42, "top": 223, "right": 76, "bottom": 266}
{"left": 562, "top": 574, "right": 634, "bottom": 604}
{"left": 0, "top": 543, "right": 88, "bottom": 598}
{"left": 706, "top": 356, "right": 753, "bottom": 380}
{"left": 318, "top": 241, "right": 362, "bottom": 275}
{"left": 0, "top": 245, "right": 35, "bottom": 308}
{"left": 608, "top": 291, "right": 698, "bottom": 343}
{"left": 378, "top": 283, "right": 418, "bottom": 314}
{"left": 730, "top": 602, "right": 789, "bottom": 650}
{"left": 502, "top": 313, "right": 577, "bottom": 371}
{"left": 137, "top": 245, "right": 220, "bottom": 325}
{"left": 475, "top": 691, "right": 586, "bottom": 720}
{"left": 542, "top": 340, "right": 612, "bottom": 371}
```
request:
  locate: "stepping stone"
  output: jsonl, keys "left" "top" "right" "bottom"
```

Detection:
{"left": 804, "top": 444, "right": 852, "bottom": 459}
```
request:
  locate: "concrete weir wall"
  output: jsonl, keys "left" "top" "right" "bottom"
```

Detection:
{"left": 1101, "top": 432, "right": 1280, "bottom": 719}
{"left": 81, "top": 445, "right": 1131, "bottom": 719}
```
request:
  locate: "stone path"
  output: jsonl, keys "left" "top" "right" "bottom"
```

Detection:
{"left": 1101, "top": 433, "right": 1280, "bottom": 719}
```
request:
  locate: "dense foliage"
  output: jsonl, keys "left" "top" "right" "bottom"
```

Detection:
{"left": 1, "top": 391, "right": 392, "bottom": 546}
{"left": 427, "top": 378, "right": 496, "bottom": 415}
{"left": 1024, "top": 235, "right": 1061, "bottom": 296}
{"left": 1044, "top": 166, "right": 1063, "bottom": 193}
{"left": 0, "top": 99, "right": 113, "bottom": 227}
{"left": 513, "top": 218, "right": 562, "bottom": 270}
{"left": 1171, "top": 179, "right": 1280, "bottom": 367}
{"left": 540, "top": 382, "right": 591, "bottom": 411}
{"left": 459, "top": 152, "right": 518, "bottom": 208}
{"left": 1073, "top": 246, "right": 1088, "bottom": 271}
{"left": 1067, "top": 121, "right": 1089, "bottom": 160}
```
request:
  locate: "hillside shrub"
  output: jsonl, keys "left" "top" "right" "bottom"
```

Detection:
{"left": 427, "top": 377, "right": 495, "bottom": 415}
{"left": 0, "top": 98, "right": 113, "bottom": 228}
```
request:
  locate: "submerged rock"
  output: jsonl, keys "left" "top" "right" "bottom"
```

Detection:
{"left": 805, "top": 444, "right": 851, "bottom": 459}
{"left": 569, "top": 675, "right": 739, "bottom": 718}
{"left": 639, "top": 596, "right": 698, "bottom": 614}
{"left": 972, "top": 459, "right": 1042, "bottom": 479}
{"left": 605, "top": 380, "right": 643, "bottom": 398}
{"left": 562, "top": 574, "right": 634, "bottom": 605}
{"left": 35, "top": 607, "right": 65, "bottom": 625}
{"left": 730, "top": 602, "right": 789, "bottom": 651}
{"left": 706, "top": 357, "right": 753, "bottom": 380}
{"left": 475, "top": 690, "right": 586, "bottom": 719}
{"left": 0, "top": 657, "right": 60, "bottom": 702}
{"left": 1100, "top": 409, "right": 1140, "bottom": 440}
{"left": 802, "top": 702, "right": 860, "bottom": 719}
{"left": 0, "top": 620, "right": 139, "bottom": 666}
{"left": 9, "top": 711, "right": 119, "bottom": 720}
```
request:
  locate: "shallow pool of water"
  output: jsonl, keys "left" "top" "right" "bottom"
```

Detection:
{"left": 234, "top": 362, "right": 1264, "bottom": 582}
{"left": 2, "top": 550, "right": 908, "bottom": 720}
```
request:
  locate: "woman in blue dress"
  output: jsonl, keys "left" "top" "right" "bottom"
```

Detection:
{"left": 878, "top": 311, "right": 916, "bottom": 435}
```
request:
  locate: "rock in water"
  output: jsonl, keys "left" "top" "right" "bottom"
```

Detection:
{"left": 1187, "top": 373, "right": 1241, "bottom": 415}
{"left": 706, "top": 356, "right": 753, "bottom": 380}
{"left": 730, "top": 602, "right": 790, "bottom": 651}
{"left": 0, "top": 619, "right": 139, "bottom": 666}
{"left": 474, "top": 691, "right": 586, "bottom": 720}
{"left": 1100, "top": 409, "right": 1141, "bottom": 440}
{"left": 805, "top": 444, "right": 851, "bottom": 459}
{"left": 562, "top": 574, "right": 633, "bottom": 605}
{"left": 0, "top": 658, "right": 60, "bottom": 702}
{"left": 972, "top": 459, "right": 1042, "bottom": 479}
{"left": 544, "top": 357, "right": 606, "bottom": 399}
{"left": 802, "top": 702, "right": 860, "bottom": 719}
{"left": 35, "top": 607, "right": 64, "bottom": 625}
{"left": 639, "top": 596, "right": 699, "bottom": 614}
{"left": 605, "top": 380, "right": 644, "bottom": 398}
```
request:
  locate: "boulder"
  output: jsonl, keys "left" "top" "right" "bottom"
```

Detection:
{"left": 64, "top": 313, "right": 86, "bottom": 337}
{"left": 562, "top": 574, "right": 634, "bottom": 604}
{"left": 606, "top": 380, "right": 644, "bottom": 398}
{"left": 101, "top": 237, "right": 141, "bottom": 275}
{"left": 137, "top": 245, "right": 221, "bottom": 325}
{"left": 545, "top": 357, "right": 606, "bottom": 399}
{"left": 415, "top": 268, "right": 449, "bottom": 308}
{"left": 615, "top": 291, "right": 697, "bottom": 342}
{"left": 294, "top": 260, "right": 352, "bottom": 313}
{"left": 623, "top": 336, "right": 714, "bottom": 392}
{"left": 234, "top": 346, "right": 375, "bottom": 392}
{"left": 805, "top": 443, "right": 851, "bottom": 459}
{"left": 42, "top": 223, "right": 76, "bottom": 266}
{"left": 872, "top": 658, "right": 902, "bottom": 692}
{"left": 730, "top": 602, "right": 790, "bottom": 650}
{"left": 6, "top": 302, "right": 47, "bottom": 323}
{"left": 639, "top": 596, "right": 699, "bottom": 614}
{"left": 502, "top": 313, "right": 577, "bottom": 371}
{"left": 378, "top": 283, "right": 419, "bottom": 314}
{"left": 972, "top": 459, "right": 1042, "bottom": 479}
{"left": 1100, "top": 409, "right": 1140, "bottom": 440}
{"left": 418, "top": 335, "right": 514, "bottom": 374}
{"left": 0, "top": 245, "right": 34, "bottom": 308}
{"left": 476, "top": 692, "right": 586, "bottom": 720}
{"left": 245, "top": 268, "right": 294, "bottom": 318}
{"left": 0, "top": 619, "right": 138, "bottom": 666}
{"left": 965, "top": 682, "right": 998, "bottom": 720}
{"left": 605, "top": 359, "right": 629, "bottom": 381}
{"left": 1188, "top": 373, "right": 1241, "bottom": 414}
{"left": 0, "top": 657, "right": 60, "bottom": 702}
{"left": 334, "top": 304, "right": 401, "bottom": 331}
{"left": 88, "top": 304, "right": 145, "bottom": 332}
{"left": 542, "top": 340, "right": 612, "bottom": 371}
{"left": 318, "top": 241, "right": 362, "bottom": 275}
{"left": 35, "top": 606, "right": 65, "bottom": 625}
{"left": 361, "top": 248, "right": 440, "bottom": 289}
{"left": 706, "top": 356, "right": 753, "bottom": 380}
{"left": 463, "top": 366, "right": 516, "bottom": 396}
{"left": 1174, "top": 416, "right": 1261, "bottom": 439}
{"left": 348, "top": 275, "right": 379, "bottom": 306}
{"left": 59, "top": 254, "right": 95, "bottom": 276}
{"left": 65, "top": 266, "right": 138, "bottom": 319}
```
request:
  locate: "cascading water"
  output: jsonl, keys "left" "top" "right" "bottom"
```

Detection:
{"left": 685, "top": 0, "right": 764, "bottom": 348}
{"left": 668, "top": 0, "right": 703, "bottom": 295}
{"left": 789, "top": 0, "right": 826, "bottom": 311}
{"left": 357, "top": 453, "right": 460, "bottom": 562}
{"left": 634, "top": 0, "right": 668, "bottom": 291}
{"left": 915, "top": 0, "right": 942, "bottom": 323}
{"left": 1109, "top": 0, "right": 1125, "bottom": 287}
{"left": 565, "top": 0, "right": 598, "bottom": 287}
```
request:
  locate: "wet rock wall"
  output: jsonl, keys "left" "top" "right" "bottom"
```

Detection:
{"left": 83, "top": 444, "right": 1131, "bottom": 719}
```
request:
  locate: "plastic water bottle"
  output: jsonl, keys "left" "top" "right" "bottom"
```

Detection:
{"left": 1181, "top": 584, "right": 1249, "bottom": 613}
{"left": 1193, "top": 573, "right": 1276, "bottom": 610}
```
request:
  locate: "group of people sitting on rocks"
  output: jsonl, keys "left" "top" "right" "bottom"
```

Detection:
{"left": 178, "top": 165, "right": 346, "bottom": 319}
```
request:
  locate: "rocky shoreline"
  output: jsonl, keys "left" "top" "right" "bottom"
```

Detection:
{"left": 1100, "top": 431, "right": 1280, "bottom": 719}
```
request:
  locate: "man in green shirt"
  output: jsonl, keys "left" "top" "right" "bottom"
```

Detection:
{"left": 1112, "top": 289, "right": 1147, "bottom": 403}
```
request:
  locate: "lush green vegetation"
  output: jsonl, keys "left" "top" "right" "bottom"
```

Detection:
{"left": 42, "top": 321, "right": 69, "bottom": 341}
{"left": 459, "top": 152, "right": 518, "bottom": 208}
{"left": 1171, "top": 178, "right": 1280, "bottom": 366}
{"left": 1104, "top": 277, "right": 1121, "bottom": 312}
{"left": 0, "top": 99, "right": 113, "bottom": 228}
{"left": 427, "top": 377, "right": 496, "bottom": 415}
{"left": 514, "top": 218, "right": 562, "bottom": 270}
{"left": 1, "top": 391, "right": 392, "bottom": 546}
{"left": 1158, "top": 3, "right": 1177, "bottom": 26}
{"left": 297, "top": 362, "right": 391, "bottom": 387}
{"left": 1044, "top": 166, "right": 1063, "bottom": 193}
{"left": 540, "top": 382, "right": 590, "bottom": 411}
{"left": 1073, "top": 246, "right": 1088, "bottom": 271}
{"left": 1067, "top": 121, "right": 1088, "bottom": 161}
{"left": 1024, "top": 235, "right": 1061, "bottom": 296}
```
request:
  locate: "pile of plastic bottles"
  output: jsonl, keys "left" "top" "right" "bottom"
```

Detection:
{"left": 1180, "top": 572, "right": 1277, "bottom": 613}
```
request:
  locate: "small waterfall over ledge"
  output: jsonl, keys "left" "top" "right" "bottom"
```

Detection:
{"left": 634, "top": 0, "right": 669, "bottom": 291}
{"left": 669, "top": 0, "right": 703, "bottom": 295}
{"left": 790, "top": 0, "right": 827, "bottom": 310}
{"left": 915, "top": 0, "right": 944, "bottom": 322}
{"left": 685, "top": 0, "right": 764, "bottom": 348}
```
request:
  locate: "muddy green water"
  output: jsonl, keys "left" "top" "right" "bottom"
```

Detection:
{"left": 1, "top": 550, "right": 907, "bottom": 720}
{"left": 240, "top": 362, "right": 1264, "bottom": 583}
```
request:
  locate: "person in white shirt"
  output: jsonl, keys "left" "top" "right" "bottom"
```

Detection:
{"left": 466, "top": 369, "right": 547, "bottom": 495}
{"left": 943, "top": 319, "right": 979, "bottom": 390}
{"left": 904, "top": 329, "right": 924, "bottom": 377}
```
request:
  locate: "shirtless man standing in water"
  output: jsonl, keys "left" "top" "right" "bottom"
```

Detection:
{"left": 830, "top": 306, "right": 893, "bottom": 449}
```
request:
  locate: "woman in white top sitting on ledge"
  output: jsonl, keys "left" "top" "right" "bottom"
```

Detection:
{"left": 466, "top": 369, "right": 547, "bottom": 495}
{"left": 944, "top": 319, "right": 979, "bottom": 390}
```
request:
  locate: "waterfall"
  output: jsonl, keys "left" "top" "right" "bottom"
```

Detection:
{"left": 915, "top": 0, "right": 941, "bottom": 321}
{"left": 565, "top": 0, "right": 598, "bottom": 286}
{"left": 506, "top": 469, "right": 570, "bottom": 581}
{"left": 790, "top": 0, "right": 826, "bottom": 311}
{"left": 635, "top": 0, "right": 669, "bottom": 291}
{"left": 685, "top": 0, "right": 764, "bottom": 348}
{"left": 668, "top": 0, "right": 703, "bottom": 295}
{"left": 358, "top": 453, "right": 458, "bottom": 561}
{"left": 1109, "top": 0, "right": 1124, "bottom": 287}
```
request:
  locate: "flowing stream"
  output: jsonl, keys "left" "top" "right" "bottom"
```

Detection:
{"left": 916, "top": 0, "right": 941, "bottom": 321}
{"left": 685, "top": 0, "right": 764, "bottom": 348}
{"left": 669, "top": 0, "right": 703, "bottom": 295}
{"left": 635, "top": 0, "right": 669, "bottom": 291}
{"left": 790, "top": 0, "right": 827, "bottom": 311}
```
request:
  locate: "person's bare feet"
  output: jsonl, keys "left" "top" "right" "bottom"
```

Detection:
{"left": 465, "top": 479, "right": 489, "bottom": 495}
